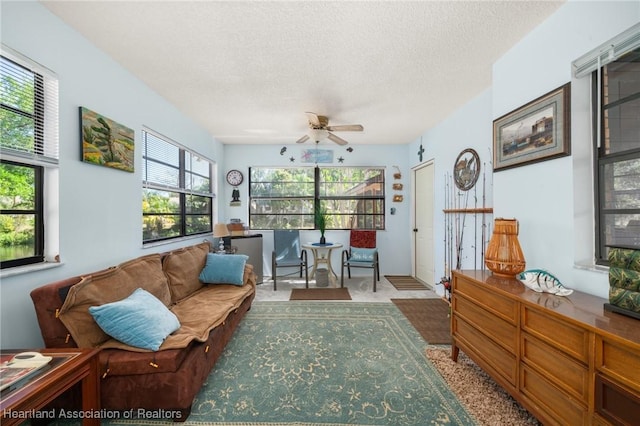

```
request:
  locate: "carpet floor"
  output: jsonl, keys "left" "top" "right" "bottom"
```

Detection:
{"left": 103, "top": 302, "right": 475, "bottom": 425}
{"left": 391, "top": 298, "right": 451, "bottom": 344}
{"left": 64, "top": 302, "right": 540, "bottom": 425}
{"left": 384, "top": 275, "right": 429, "bottom": 290}
{"left": 426, "top": 347, "right": 541, "bottom": 425}
{"left": 290, "top": 287, "right": 352, "bottom": 300}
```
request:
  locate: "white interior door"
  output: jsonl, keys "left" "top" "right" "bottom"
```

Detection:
{"left": 414, "top": 162, "right": 434, "bottom": 286}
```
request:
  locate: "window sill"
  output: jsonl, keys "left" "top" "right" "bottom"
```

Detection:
{"left": 574, "top": 261, "right": 609, "bottom": 274}
{"left": 142, "top": 235, "right": 212, "bottom": 250}
{"left": 0, "top": 261, "right": 64, "bottom": 279}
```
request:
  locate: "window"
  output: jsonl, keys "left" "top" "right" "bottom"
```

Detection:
{"left": 0, "top": 48, "right": 58, "bottom": 269}
{"left": 594, "top": 47, "right": 640, "bottom": 263}
{"left": 142, "top": 129, "right": 215, "bottom": 243}
{"left": 249, "top": 166, "right": 385, "bottom": 230}
{"left": 318, "top": 167, "right": 385, "bottom": 229}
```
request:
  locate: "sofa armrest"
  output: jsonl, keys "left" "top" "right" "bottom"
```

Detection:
{"left": 244, "top": 263, "right": 257, "bottom": 287}
{"left": 30, "top": 276, "right": 83, "bottom": 348}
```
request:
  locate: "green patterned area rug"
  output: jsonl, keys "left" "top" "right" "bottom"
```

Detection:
{"left": 109, "top": 302, "right": 474, "bottom": 425}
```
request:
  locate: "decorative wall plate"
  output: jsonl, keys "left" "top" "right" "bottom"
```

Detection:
{"left": 453, "top": 148, "right": 480, "bottom": 191}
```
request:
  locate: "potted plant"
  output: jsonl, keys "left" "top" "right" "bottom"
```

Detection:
{"left": 315, "top": 204, "right": 328, "bottom": 244}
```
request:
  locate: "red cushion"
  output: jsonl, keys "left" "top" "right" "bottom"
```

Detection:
{"left": 350, "top": 230, "right": 376, "bottom": 248}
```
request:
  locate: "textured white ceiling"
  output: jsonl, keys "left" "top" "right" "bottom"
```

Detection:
{"left": 41, "top": 0, "right": 564, "bottom": 145}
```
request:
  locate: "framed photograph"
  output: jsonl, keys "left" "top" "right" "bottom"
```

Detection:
{"left": 493, "top": 83, "right": 570, "bottom": 171}
{"left": 301, "top": 148, "right": 333, "bottom": 164}
{"left": 80, "top": 107, "right": 135, "bottom": 172}
{"left": 392, "top": 183, "right": 403, "bottom": 190}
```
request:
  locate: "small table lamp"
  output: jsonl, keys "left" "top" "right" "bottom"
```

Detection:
{"left": 213, "top": 223, "right": 230, "bottom": 253}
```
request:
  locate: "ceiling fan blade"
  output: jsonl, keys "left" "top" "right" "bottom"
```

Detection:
{"left": 327, "top": 132, "right": 348, "bottom": 146}
{"left": 326, "top": 124, "right": 363, "bottom": 132}
{"left": 295, "top": 134, "right": 310, "bottom": 144}
{"left": 305, "top": 112, "right": 321, "bottom": 127}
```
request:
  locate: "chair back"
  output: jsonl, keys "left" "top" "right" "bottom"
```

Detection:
{"left": 350, "top": 230, "right": 376, "bottom": 249}
{"left": 274, "top": 230, "right": 303, "bottom": 262}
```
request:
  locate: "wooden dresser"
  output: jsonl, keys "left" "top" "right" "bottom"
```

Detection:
{"left": 451, "top": 270, "right": 640, "bottom": 426}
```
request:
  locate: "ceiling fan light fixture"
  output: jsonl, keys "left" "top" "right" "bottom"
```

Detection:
{"left": 308, "top": 128, "right": 329, "bottom": 142}
{"left": 297, "top": 112, "right": 362, "bottom": 145}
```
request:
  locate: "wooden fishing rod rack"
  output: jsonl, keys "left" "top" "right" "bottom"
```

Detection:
{"left": 443, "top": 207, "right": 493, "bottom": 214}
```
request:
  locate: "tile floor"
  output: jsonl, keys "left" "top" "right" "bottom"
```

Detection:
{"left": 254, "top": 273, "right": 443, "bottom": 302}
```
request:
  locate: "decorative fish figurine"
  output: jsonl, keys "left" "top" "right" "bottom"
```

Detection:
{"left": 518, "top": 269, "right": 573, "bottom": 296}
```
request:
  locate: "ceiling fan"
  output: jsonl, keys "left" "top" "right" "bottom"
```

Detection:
{"left": 295, "top": 112, "right": 363, "bottom": 146}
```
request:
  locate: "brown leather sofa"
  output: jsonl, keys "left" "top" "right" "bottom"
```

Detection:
{"left": 30, "top": 241, "right": 256, "bottom": 421}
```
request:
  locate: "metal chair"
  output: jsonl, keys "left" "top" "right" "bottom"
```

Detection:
{"left": 272, "top": 230, "right": 309, "bottom": 290}
{"left": 341, "top": 230, "right": 380, "bottom": 292}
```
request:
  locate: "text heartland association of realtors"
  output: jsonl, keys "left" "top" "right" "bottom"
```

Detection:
{"left": 2, "top": 408, "right": 183, "bottom": 419}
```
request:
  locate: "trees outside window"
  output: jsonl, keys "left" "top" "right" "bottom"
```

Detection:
{"left": 249, "top": 166, "right": 385, "bottom": 230}
{"left": 142, "top": 130, "right": 214, "bottom": 243}
{"left": 0, "top": 52, "right": 57, "bottom": 269}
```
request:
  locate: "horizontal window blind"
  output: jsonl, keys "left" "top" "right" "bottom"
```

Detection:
{"left": 0, "top": 45, "right": 59, "bottom": 165}
{"left": 141, "top": 128, "right": 215, "bottom": 243}
{"left": 142, "top": 128, "right": 214, "bottom": 196}
{"left": 573, "top": 22, "right": 640, "bottom": 78}
{"left": 142, "top": 130, "right": 181, "bottom": 189}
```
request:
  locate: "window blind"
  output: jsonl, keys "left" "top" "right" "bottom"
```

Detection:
{"left": 0, "top": 45, "right": 59, "bottom": 165}
{"left": 141, "top": 128, "right": 214, "bottom": 196}
{"left": 573, "top": 22, "right": 640, "bottom": 78}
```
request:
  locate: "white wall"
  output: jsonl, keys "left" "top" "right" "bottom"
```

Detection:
{"left": 412, "top": 0, "right": 640, "bottom": 298}
{"left": 0, "top": 1, "right": 224, "bottom": 348}
{"left": 493, "top": 0, "right": 639, "bottom": 297}
{"left": 223, "top": 143, "right": 412, "bottom": 278}
{"left": 409, "top": 89, "right": 494, "bottom": 293}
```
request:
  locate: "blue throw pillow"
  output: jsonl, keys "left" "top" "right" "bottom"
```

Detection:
{"left": 199, "top": 253, "right": 249, "bottom": 286}
{"left": 350, "top": 247, "right": 377, "bottom": 262}
{"left": 88, "top": 288, "right": 180, "bottom": 351}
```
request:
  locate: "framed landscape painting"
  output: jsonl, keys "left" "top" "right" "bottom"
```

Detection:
{"left": 80, "top": 107, "right": 135, "bottom": 172}
{"left": 493, "top": 83, "right": 570, "bottom": 171}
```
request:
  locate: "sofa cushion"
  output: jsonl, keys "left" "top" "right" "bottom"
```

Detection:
{"left": 163, "top": 242, "right": 210, "bottom": 303}
{"left": 199, "top": 253, "right": 248, "bottom": 285}
{"left": 165, "top": 283, "right": 254, "bottom": 345}
{"left": 99, "top": 269, "right": 255, "bottom": 352}
{"left": 89, "top": 288, "right": 180, "bottom": 351}
{"left": 58, "top": 254, "right": 171, "bottom": 348}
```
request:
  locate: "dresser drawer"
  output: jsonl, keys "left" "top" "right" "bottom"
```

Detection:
{"left": 521, "top": 333, "right": 589, "bottom": 403}
{"left": 452, "top": 315, "right": 517, "bottom": 386}
{"left": 596, "top": 336, "right": 640, "bottom": 393}
{"left": 453, "top": 275, "right": 518, "bottom": 323}
{"left": 453, "top": 294, "right": 518, "bottom": 352}
{"left": 595, "top": 373, "right": 640, "bottom": 426}
{"left": 521, "top": 305, "right": 590, "bottom": 363}
{"left": 520, "top": 364, "right": 588, "bottom": 425}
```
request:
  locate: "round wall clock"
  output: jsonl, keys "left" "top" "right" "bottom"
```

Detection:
{"left": 453, "top": 148, "right": 480, "bottom": 191}
{"left": 226, "top": 169, "right": 244, "bottom": 186}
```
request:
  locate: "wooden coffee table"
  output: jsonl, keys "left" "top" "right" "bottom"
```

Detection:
{"left": 1, "top": 348, "right": 100, "bottom": 426}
